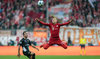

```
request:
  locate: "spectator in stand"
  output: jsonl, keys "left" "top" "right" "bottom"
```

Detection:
{"left": 16, "top": 37, "right": 19, "bottom": 46}
{"left": 72, "top": 0, "right": 99, "bottom": 27}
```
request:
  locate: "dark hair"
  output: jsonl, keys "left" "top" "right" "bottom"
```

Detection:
{"left": 23, "top": 31, "right": 27, "bottom": 35}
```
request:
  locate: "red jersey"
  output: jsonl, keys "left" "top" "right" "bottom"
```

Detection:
{"left": 38, "top": 20, "right": 71, "bottom": 38}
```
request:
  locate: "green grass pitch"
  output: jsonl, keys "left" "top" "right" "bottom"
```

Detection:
{"left": 0, "top": 55, "right": 100, "bottom": 59}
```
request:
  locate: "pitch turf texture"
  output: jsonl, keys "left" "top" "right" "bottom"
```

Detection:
{"left": 0, "top": 55, "right": 100, "bottom": 59}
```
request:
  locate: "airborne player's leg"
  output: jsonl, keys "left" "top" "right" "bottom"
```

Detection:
{"left": 40, "top": 38, "right": 53, "bottom": 49}
{"left": 56, "top": 38, "right": 67, "bottom": 49}
{"left": 40, "top": 42, "right": 50, "bottom": 49}
{"left": 59, "top": 41, "right": 67, "bottom": 49}
{"left": 43, "top": 43, "right": 50, "bottom": 49}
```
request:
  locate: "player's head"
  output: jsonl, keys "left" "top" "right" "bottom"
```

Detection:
{"left": 52, "top": 17, "right": 57, "bottom": 24}
{"left": 23, "top": 31, "right": 28, "bottom": 38}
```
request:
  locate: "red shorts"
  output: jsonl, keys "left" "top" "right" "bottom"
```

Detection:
{"left": 49, "top": 37, "right": 62, "bottom": 44}
{"left": 42, "top": 37, "right": 67, "bottom": 49}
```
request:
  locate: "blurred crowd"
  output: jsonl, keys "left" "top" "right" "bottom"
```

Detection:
{"left": 0, "top": 0, "right": 64, "bottom": 31}
{"left": 71, "top": 0, "right": 100, "bottom": 27}
{"left": 0, "top": 0, "right": 100, "bottom": 31}
{"left": 0, "top": 0, "right": 46, "bottom": 31}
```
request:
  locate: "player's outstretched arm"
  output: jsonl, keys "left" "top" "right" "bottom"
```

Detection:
{"left": 35, "top": 18, "right": 50, "bottom": 26}
{"left": 59, "top": 19, "right": 73, "bottom": 26}
{"left": 31, "top": 44, "right": 39, "bottom": 51}
{"left": 59, "top": 16, "right": 74, "bottom": 26}
{"left": 17, "top": 45, "right": 20, "bottom": 58}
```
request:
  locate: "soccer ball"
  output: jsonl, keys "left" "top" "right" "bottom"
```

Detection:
{"left": 38, "top": 0, "right": 44, "bottom": 6}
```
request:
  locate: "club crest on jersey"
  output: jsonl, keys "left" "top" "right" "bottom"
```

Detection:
{"left": 56, "top": 25, "right": 58, "bottom": 27}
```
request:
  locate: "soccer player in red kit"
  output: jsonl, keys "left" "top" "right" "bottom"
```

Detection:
{"left": 35, "top": 17, "right": 73, "bottom": 49}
